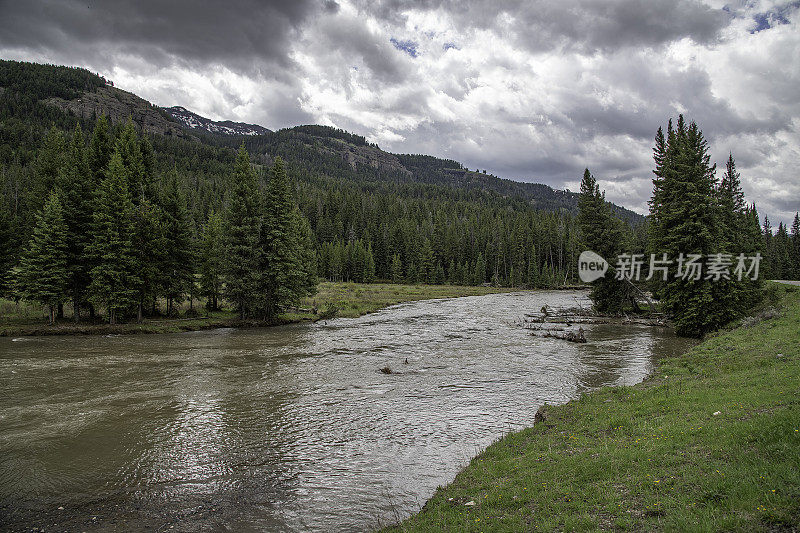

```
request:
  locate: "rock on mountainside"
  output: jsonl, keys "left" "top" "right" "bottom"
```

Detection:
{"left": 44, "top": 85, "right": 187, "bottom": 138}
{"left": 162, "top": 106, "right": 271, "bottom": 136}
{"left": 323, "top": 137, "right": 409, "bottom": 174}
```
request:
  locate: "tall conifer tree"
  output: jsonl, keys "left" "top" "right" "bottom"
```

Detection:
{"left": 161, "top": 172, "right": 195, "bottom": 315}
{"left": 131, "top": 198, "right": 165, "bottom": 321}
{"left": 87, "top": 151, "right": 140, "bottom": 324}
{"left": 16, "top": 190, "right": 70, "bottom": 324}
{"left": 260, "top": 156, "right": 305, "bottom": 317}
{"left": 577, "top": 168, "right": 628, "bottom": 313}
{"left": 791, "top": 213, "right": 800, "bottom": 280}
{"left": 58, "top": 124, "right": 94, "bottom": 320}
{"left": 200, "top": 209, "right": 224, "bottom": 311}
{"left": 223, "top": 145, "right": 262, "bottom": 319}
{"left": 89, "top": 115, "right": 112, "bottom": 184}
{"left": 0, "top": 200, "right": 13, "bottom": 297}
{"left": 648, "top": 116, "right": 742, "bottom": 336}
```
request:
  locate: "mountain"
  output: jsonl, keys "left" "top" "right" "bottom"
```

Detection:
{"left": 162, "top": 106, "right": 271, "bottom": 136}
{"left": 0, "top": 59, "right": 643, "bottom": 223}
{"left": 0, "top": 59, "right": 651, "bottom": 289}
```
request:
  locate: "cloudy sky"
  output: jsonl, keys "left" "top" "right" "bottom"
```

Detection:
{"left": 1, "top": 0, "right": 798, "bottom": 225}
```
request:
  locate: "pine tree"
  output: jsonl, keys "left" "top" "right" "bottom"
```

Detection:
{"left": 0, "top": 200, "right": 13, "bottom": 297}
{"left": 87, "top": 151, "right": 140, "bottom": 324}
{"left": 447, "top": 258, "right": 457, "bottom": 284}
{"left": 58, "top": 124, "right": 94, "bottom": 320}
{"left": 746, "top": 205, "right": 764, "bottom": 257}
{"left": 199, "top": 209, "right": 224, "bottom": 310}
{"left": 329, "top": 241, "right": 344, "bottom": 281}
{"left": 15, "top": 190, "right": 70, "bottom": 324}
{"left": 434, "top": 262, "right": 445, "bottom": 285}
{"left": 577, "top": 168, "right": 628, "bottom": 313}
{"left": 473, "top": 252, "right": 486, "bottom": 285}
{"left": 346, "top": 240, "right": 365, "bottom": 282}
{"left": 420, "top": 240, "right": 435, "bottom": 284}
{"left": 292, "top": 208, "right": 318, "bottom": 294}
{"left": 762, "top": 215, "right": 773, "bottom": 279}
{"left": 260, "top": 156, "right": 303, "bottom": 317}
{"left": 32, "top": 127, "right": 67, "bottom": 213}
{"left": 738, "top": 203, "right": 766, "bottom": 306}
{"left": 115, "top": 120, "right": 147, "bottom": 203}
{"left": 89, "top": 115, "right": 112, "bottom": 184}
{"left": 773, "top": 222, "right": 791, "bottom": 280}
{"left": 223, "top": 145, "right": 262, "bottom": 319}
{"left": 539, "top": 261, "right": 553, "bottom": 288}
{"left": 715, "top": 153, "right": 760, "bottom": 309}
{"left": 791, "top": 213, "right": 800, "bottom": 280}
{"left": 718, "top": 154, "right": 746, "bottom": 240}
{"left": 161, "top": 172, "right": 196, "bottom": 315}
{"left": 406, "top": 261, "right": 418, "bottom": 284}
{"left": 131, "top": 198, "right": 165, "bottom": 321}
{"left": 648, "top": 116, "right": 738, "bottom": 336}
{"left": 527, "top": 257, "right": 540, "bottom": 288}
{"left": 364, "top": 242, "right": 376, "bottom": 283}
{"left": 390, "top": 253, "right": 403, "bottom": 283}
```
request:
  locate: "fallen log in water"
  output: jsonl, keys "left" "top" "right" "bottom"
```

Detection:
{"left": 530, "top": 327, "right": 587, "bottom": 343}
{"left": 522, "top": 304, "right": 669, "bottom": 328}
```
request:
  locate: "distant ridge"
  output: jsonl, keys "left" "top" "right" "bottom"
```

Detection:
{"left": 162, "top": 106, "right": 271, "bottom": 136}
{"left": 0, "top": 59, "right": 643, "bottom": 223}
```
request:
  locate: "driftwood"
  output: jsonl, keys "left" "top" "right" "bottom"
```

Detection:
{"left": 516, "top": 301, "right": 670, "bottom": 344}
{"left": 530, "top": 327, "right": 586, "bottom": 343}
{"left": 521, "top": 304, "right": 668, "bottom": 328}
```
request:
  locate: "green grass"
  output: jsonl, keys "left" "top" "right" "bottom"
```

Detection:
{"left": 390, "top": 284, "right": 800, "bottom": 532}
{"left": 300, "top": 281, "right": 512, "bottom": 318}
{"left": 0, "top": 281, "right": 515, "bottom": 336}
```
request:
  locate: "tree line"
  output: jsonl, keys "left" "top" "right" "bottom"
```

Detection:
{"left": 1, "top": 60, "right": 797, "bottom": 333}
{"left": 3, "top": 119, "right": 315, "bottom": 323}
{"left": 0, "top": 60, "right": 648, "bottom": 308}
{"left": 579, "top": 115, "right": 799, "bottom": 336}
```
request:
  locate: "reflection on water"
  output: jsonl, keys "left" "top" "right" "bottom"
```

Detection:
{"left": 0, "top": 291, "right": 694, "bottom": 531}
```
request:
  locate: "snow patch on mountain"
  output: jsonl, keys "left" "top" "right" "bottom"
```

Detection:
{"left": 162, "top": 106, "right": 271, "bottom": 136}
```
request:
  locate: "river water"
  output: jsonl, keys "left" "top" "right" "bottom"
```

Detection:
{"left": 0, "top": 291, "right": 693, "bottom": 531}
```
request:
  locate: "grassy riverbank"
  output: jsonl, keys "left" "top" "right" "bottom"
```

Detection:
{"left": 0, "top": 281, "right": 513, "bottom": 336}
{"left": 391, "top": 284, "right": 800, "bottom": 531}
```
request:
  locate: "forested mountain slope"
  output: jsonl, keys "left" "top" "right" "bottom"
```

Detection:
{"left": 0, "top": 60, "right": 645, "bottom": 291}
{"left": 1, "top": 60, "right": 641, "bottom": 220}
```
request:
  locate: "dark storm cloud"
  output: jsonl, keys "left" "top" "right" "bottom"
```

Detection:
{"left": 311, "top": 14, "right": 408, "bottom": 83}
{"left": 0, "top": 0, "right": 796, "bottom": 224}
{"left": 356, "top": 0, "right": 729, "bottom": 51}
{"left": 0, "top": 0, "right": 318, "bottom": 72}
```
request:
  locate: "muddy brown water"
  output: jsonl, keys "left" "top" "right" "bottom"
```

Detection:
{"left": 0, "top": 291, "right": 694, "bottom": 531}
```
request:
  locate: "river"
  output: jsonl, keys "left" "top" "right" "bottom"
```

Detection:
{"left": 0, "top": 290, "right": 694, "bottom": 531}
